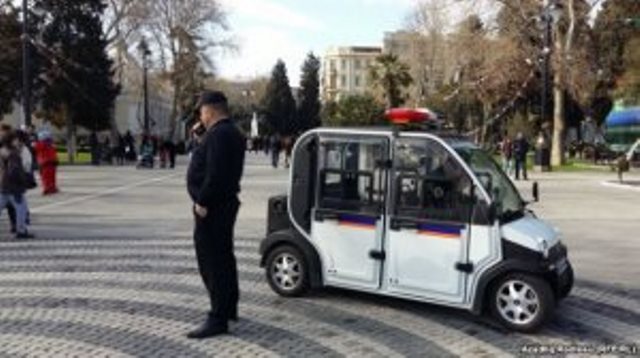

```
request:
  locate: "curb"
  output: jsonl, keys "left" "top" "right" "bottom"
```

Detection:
{"left": 600, "top": 181, "right": 640, "bottom": 192}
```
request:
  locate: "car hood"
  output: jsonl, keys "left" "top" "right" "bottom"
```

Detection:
{"left": 501, "top": 214, "right": 560, "bottom": 253}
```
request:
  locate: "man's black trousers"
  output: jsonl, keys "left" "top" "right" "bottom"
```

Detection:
{"left": 515, "top": 158, "right": 528, "bottom": 180}
{"left": 193, "top": 199, "right": 240, "bottom": 321}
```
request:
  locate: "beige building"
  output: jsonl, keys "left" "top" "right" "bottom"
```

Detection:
{"left": 321, "top": 46, "right": 382, "bottom": 102}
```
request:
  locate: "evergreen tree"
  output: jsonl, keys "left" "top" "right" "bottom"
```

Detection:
{"left": 0, "top": 5, "right": 22, "bottom": 115}
{"left": 262, "top": 60, "right": 296, "bottom": 134}
{"left": 297, "top": 52, "right": 321, "bottom": 131}
{"left": 33, "top": 0, "right": 120, "bottom": 133}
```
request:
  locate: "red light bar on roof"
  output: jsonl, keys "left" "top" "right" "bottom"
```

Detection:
{"left": 386, "top": 108, "right": 435, "bottom": 124}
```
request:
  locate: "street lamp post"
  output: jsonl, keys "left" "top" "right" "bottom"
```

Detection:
{"left": 138, "top": 39, "right": 151, "bottom": 137}
{"left": 539, "top": 0, "right": 562, "bottom": 126}
{"left": 22, "top": 0, "right": 31, "bottom": 127}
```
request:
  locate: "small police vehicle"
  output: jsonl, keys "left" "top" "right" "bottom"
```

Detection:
{"left": 260, "top": 109, "right": 573, "bottom": 332}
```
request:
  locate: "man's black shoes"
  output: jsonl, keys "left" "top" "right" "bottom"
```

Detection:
{"left": 15, "top": 232, "right": 34, "bottom": 239}
{"left": 187, "top": 318, "right": 228, "bottom": 339}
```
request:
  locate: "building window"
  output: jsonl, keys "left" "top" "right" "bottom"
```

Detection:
{"left": 355, "top": 59, "right": 362, "bottom": 70}
{"left": 355, "top": 75, "right": 361, "bottom": 87}
{"left": 341, "top": 59, "right": 347, "bottom": 70}
{"left": 340, "top": 75, "right": 347, "bottom": 88}
{"left": 330, "top": 60, "right": 336, "bottom": 71}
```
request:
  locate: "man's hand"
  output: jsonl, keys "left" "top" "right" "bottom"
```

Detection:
{"left": 194, "top": 204, "right": 208, "bottom": 218}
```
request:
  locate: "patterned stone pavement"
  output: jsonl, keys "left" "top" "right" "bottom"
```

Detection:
{"left": 0, "top": 154, "right": 638, "bottom": 357}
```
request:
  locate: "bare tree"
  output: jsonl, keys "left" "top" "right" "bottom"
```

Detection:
{"left": 492, "top": 0, "right": 598, "bottom": 166}
{"left": 103, "top": 0, "right": 148, "bottom": 47}
{"left": 144, "top": 0, "right": 230, "bottom": 139}
{"left": 548, "top": 0, "right": 596, "bottom": 166}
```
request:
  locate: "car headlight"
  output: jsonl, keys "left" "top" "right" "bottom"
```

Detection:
{"left": 539, "top": 239, "right": 550, "bottom": 259}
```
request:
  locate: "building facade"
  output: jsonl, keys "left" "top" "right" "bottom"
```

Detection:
{"left": 321, "top": 46, "right": 382, "bottom": 102}
{"left": 112, "top": 47, "right": 174, "bottom": 139}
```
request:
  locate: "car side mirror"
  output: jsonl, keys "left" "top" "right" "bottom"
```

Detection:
{"left": 487, "top": 201, "right": 501, "bottom": 223}
{"left": 532, "top": 181, "right": 540, "bottom": 203}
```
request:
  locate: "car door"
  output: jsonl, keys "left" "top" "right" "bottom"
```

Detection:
{"left": 384, "top": 136, "right": 474, "bottom": 303}
{"left": 310, "top": 134, "right": 389, "bottom": 290}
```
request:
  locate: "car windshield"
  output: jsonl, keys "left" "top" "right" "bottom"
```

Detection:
{"left": 453, "top": 144, "right": 525, "bottom": 221}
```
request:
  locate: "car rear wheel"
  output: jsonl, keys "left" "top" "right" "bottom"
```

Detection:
{"left": 489, "top": 273, "right": 555, "bottom": 332}
{"left": 265, "top": 245, "right": 309, "bottom": 297}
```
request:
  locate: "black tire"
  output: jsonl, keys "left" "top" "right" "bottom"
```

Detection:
{"left": 489, "top": 273, "right": 555, "bottom": 333}
{"left": 265, "top": 245, "right": 310, "bottom": 297}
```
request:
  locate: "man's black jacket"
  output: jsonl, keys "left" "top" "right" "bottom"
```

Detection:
{"left": 187, "top": 118, "right": 246, "bottom": 208}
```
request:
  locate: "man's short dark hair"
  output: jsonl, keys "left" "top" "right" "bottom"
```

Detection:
{"left": 198, "top": 91, "right": 229, "bottom": 115}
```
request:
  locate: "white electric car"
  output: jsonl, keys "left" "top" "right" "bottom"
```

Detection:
{"left": 260, "top": 118, "right": 573, "bottom": 332}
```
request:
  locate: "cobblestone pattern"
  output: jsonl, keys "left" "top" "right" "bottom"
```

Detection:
{"left": 0, "top": 158, "right": 638, "bottom": 357}
{"left": 0, "top": 233, "right": 638, "bottom": 357}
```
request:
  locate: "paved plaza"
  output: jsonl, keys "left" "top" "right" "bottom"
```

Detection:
{"left": 0, "top": 154, "right": 639, "bottom": 357}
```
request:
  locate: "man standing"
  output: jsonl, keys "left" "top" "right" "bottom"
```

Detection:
{"left": 513, "top": 132, "right": 529, "bottom": 181}
{"left": 186, "top": 91, "right": 246, "bottom": 339}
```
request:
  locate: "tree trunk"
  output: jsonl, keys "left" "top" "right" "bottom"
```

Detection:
{"left": 481, "top": 102, "right": 491, "bottom": 147}
{"left": 64, "top": 105, "right": 76, "bottom": 165}
{"left": 551, "top": 79, "right": 565, "bottom": 167}
{"left": 169, "top": 86, "right": 179, "bottom": 141}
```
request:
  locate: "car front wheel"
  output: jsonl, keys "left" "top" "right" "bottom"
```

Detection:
{"left": 265, "top": 245, "right": 309, "bottom": 297}
{"left": 489, "top": 273, "right": 555, "bottom": 332}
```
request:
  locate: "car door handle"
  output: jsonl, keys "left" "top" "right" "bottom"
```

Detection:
{"left": 314, "top": 210, "right": 340, "bottom": 222}
{"left": 390, "top": 218, "right": 418, "bottom": 231}
{"left": 369, "top": 250, "right": 386, "bottom": 261}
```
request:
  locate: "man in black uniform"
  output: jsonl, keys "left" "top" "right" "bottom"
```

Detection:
{"left": 186, "top": 91, "right": 246, "bottom": 339}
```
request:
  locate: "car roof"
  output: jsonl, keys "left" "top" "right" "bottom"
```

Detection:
{"left": 312, "top": 126, "right": 475, "bottom": 145}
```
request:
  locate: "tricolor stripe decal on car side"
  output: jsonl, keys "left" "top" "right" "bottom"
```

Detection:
{"left": 417, "top": 223, "right": 464, "bottom": 239}
{"left": 337, "top": 214, "right": 377, "bottom": 230}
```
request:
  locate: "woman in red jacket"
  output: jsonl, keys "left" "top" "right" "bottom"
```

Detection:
{"left": 34, "top": 133, "right": 59, "bottom": 195}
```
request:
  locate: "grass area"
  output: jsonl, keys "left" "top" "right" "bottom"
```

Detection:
{"left": 56, "top": 151, "right": 92, "bottom": 165}
{"left": 554, "top": 159, "right": 612, "bottom": 173}
{"left": 493, "top": 153, "right": 611, "bottom": 173}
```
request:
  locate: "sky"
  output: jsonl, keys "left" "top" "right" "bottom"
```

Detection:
{"left": 216, "top": 0, "right": 417, "bottom": 85}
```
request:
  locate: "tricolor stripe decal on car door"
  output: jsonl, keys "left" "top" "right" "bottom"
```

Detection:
{"left": 417, "top": 223, "right": 464, "bottom": 239}
{"left": 338, "top": 214, "right": 377, "bottom": 230}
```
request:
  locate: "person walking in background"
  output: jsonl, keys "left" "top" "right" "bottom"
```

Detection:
{"left": 0, "top": 130, "right": 34, "bottom": 239}
{"left": 186, "top": 91, "right": 245, "bottom": 339}
{"left": 270, "top": 134, "right": 281, "bottom": 168}
{"left": 283, "top": 136, "right": 294, "bottom": 168}
{"left": 0, "top": 124, "right": 17, "bottom": 234}
{"left": 138, "top": 136, "right": 154, "bottom": 169}
{"left": 501, "top": 135, "right": 514, "bottom": 177}
{"left": 34, "top": 131, "right": 59, "bottom": 195}
{"left": 165, "top": 138, "right": 177, "bottom": 169}
{"left": 513, "top": 132, "right": 529, "bottom": 181}
{"left": 103, "top": 135, "right": 113, "bottom": 165}
{"left": 124, "top": 131, "right": 136, "bottom": 162}
{"left": 159, "top": 140, "right": 168, "bottom": 169}
{"left": 15, "top": 130, "right": 37, "bottom": 228}
{"left": 115, "top": 133, "right": 126, "bottom": 166}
